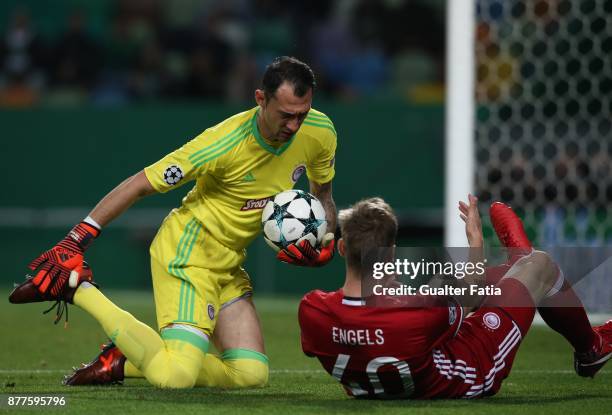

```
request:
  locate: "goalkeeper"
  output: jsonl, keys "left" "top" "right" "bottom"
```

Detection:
{"left": 9, "top": 56, "right": 337, "bottom": 388}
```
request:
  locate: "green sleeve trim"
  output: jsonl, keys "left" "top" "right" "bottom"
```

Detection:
{"left": 161, "top": 328, "right": 209, "bottom": 353}
{"left": 221, "top": 348, "right": 269, "bottom": 365}
{"left": 306, "top": 112, "right": 331, "bottom": 122}
{"left": 190, "top": 126, "right": 250, "bottom": 167}
{"left": 306, "top": 112, "right": 335, "bottom": 127}
{"left": 188, "top": 121, "right": 250, "bottom": 162}
{"left": 302, "top": 120, "right": 337, "bottom": 136}
{"left": 192, "top": 131, "right": 249, "bottom": 167}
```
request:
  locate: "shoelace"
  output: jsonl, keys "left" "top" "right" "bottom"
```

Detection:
{"left": 43, "top": 298, "right": 69, "bottom": 328}
{"left": 33, "top": 272, "right": 71, "bottom": 327}
{"left": 31, "top": 266, "right": 99, "bottom": 329}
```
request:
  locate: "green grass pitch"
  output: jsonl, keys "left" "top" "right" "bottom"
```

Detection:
{"left": 1, "top": 289, "right": 610, "bottom": 414}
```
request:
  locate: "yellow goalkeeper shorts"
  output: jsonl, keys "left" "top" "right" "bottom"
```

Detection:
{"left": 149, "top": 208, "right": 253, "bottom": 334}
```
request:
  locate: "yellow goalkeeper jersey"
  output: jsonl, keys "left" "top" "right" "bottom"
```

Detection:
{"left": 144, "top": 107, "right": 337, "bottom": 251}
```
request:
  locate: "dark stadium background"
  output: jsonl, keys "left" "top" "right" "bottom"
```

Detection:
{"left": 0, "top": 2, "right": 611, "bottom": 413}
{"left": 0, "top": 0, "right": 446, "bottom": 293}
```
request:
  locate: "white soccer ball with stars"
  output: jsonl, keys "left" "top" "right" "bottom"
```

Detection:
{"left": 261, "top": 189, "right": 327, "bottom": 251}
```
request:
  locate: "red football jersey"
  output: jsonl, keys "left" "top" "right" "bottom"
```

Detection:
{"left": 299, "top": 289, "right": 467, "bottom": 399}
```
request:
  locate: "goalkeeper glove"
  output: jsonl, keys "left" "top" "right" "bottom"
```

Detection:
{"left": 28, "top": 222, "right": 100, "bottom": 296}
{"left": 276, "top": 233, "right": 335, "bottom": 267}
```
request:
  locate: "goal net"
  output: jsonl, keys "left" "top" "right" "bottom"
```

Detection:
{"left": 447, "top": 0, "right": 612, "bottom": 313}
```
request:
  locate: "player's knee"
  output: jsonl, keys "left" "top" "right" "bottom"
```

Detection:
{"left": 149, "top": 367, "right": 197, "bottom": 389}
{"left": 223, "top": 349, "right": 269, "bottom": 388}
{"left": 146, "top": 356, "right": 199, "bottom": 389}
{"left": 229, "top": 360, "right": 269, "bottom": 388}
{"left": 144, "top": 340, "right": 204, "bottom": 389}
{"left": 530, "top": 250, "right": 556, "bottom": 290}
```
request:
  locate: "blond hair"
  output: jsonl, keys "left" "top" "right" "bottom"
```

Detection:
{"left": 338, "top": 197, "right": 398, "bottom": 269}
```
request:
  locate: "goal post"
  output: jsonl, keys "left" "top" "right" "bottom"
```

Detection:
{"left": 446, "top": 0, "right": 612, "bottom": 313}
{"left": 445, "top": 0, "right": 475, "bottom": 247}
{"left": 447, "top": 0, "right": 612, "bottom": 247}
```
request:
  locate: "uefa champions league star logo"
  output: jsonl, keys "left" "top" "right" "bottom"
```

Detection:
{"left": 163, "top": 165, "right": 184, "bottom": 185}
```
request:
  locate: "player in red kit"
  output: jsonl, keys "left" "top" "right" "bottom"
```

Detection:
{"left": 299, "top": 196, "right": 612, "bottom": 399}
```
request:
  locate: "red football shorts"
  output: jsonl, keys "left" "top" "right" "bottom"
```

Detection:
{"left": 445, "top": 278, "right": 535, "bottom": 398}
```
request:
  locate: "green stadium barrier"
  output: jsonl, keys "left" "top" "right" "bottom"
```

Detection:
{"left": 0, "top": 101, "right": 443, "bottom": 293}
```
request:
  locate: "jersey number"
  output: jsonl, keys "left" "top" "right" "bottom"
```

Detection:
{"left": 332, "top": 354, "right": 414, "bottom": 398}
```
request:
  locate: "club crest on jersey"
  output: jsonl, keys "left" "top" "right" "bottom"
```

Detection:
{"left": 241, "top": 196, "right": 272, "bottom": 211}
{"left": 163, "top": 165, "right": 183, "bottom": 185}
{"left": 291, "top": 164, "right": 306, "bottom": 183}
{"left": 483, "top": 312, "right": 501, "bottom": 330}
{"left": 207, "top": 304, "right": 215, "bottom": 320}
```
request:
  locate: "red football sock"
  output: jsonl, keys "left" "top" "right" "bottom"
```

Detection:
{"left": 488, "top": 261, "right": 597, "bottom": 353}
{"left": 537, "top": 280, "right": 598, "bottom": 353}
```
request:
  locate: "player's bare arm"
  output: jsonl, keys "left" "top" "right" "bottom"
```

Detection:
{"left": 458, "top": 193, "right": 483, "bottom": 249}
{"left": 425, "top": 194, "right": 486, "bottom": 314}
{"left": 89, "top": 170, "right": 157, "bottom": 227}
{"left": 456, "top": 194, "right": 486, "bottom": 313}
{"left": 458, "top": 193, "right": 485, "bottom": 280}
{"left": 310, "top": 180, "right": 337, "bottom": 233}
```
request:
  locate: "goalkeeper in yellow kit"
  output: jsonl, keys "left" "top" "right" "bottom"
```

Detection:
{"left": 9, "top": 57, "right": 337, "bottom": 388}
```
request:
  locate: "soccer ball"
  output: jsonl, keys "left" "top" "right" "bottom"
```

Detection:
{"left": 261, "top": 189, "right": 327, "bottom": 251}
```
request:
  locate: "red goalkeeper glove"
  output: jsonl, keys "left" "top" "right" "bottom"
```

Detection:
{"left": 28, "top": 222, "right": 100, "bottom": 296}
{"left": 276, "top": 233, "right": 335, "bottom": 267}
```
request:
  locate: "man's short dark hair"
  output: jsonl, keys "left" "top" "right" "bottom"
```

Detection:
{"left": 261, "top": 56, "right": 316, "bottom": 99}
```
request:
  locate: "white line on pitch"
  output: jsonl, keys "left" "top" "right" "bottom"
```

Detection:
{"left": 0, "top": 369, "right": 67, "bottom": 374}
{"left": 0, "top": 369, "right": 608, "bottom": 375}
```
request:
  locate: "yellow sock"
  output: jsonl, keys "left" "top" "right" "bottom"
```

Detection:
{"left": 122, "top": 347, "right": 268, "bottom": 388}
{"left": 73, "top": 284, "right": 208, "bottom": 388}
{"left": 197, "top": 349, "right": 269, "bottom": 388}
{"left": 124, "top": 361, "right": 142, "bottom": 378}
